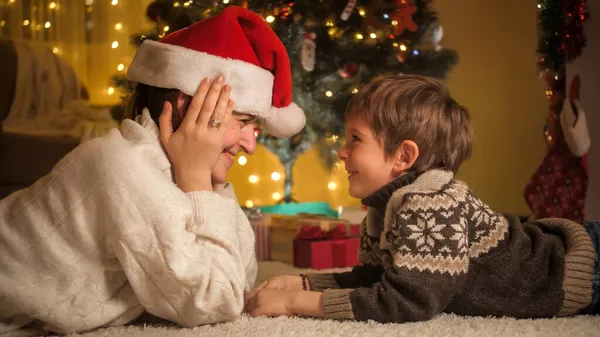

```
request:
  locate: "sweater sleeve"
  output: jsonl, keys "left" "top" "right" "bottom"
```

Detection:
{"left": 112, "top": 177, "right": 255, "bottom": 327}
{"left": 320, "top": 192, "right": 470, "bottom": 323}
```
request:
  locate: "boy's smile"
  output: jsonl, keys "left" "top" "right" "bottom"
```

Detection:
{"left": 338, "top": 118, "right": 399, "bottom": 199}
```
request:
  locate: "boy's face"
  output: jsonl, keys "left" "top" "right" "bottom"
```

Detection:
{"left": 338, "top": 117, "right": 398, "bottom": 199}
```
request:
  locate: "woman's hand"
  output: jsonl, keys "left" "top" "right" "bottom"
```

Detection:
{"left": 159, "top": 76, "right": 233, "bottom": 192}
{"left": 254, "top": 275, "right": 304, "bottom": 292}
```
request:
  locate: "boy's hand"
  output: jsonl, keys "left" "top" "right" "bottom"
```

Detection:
{"left": 255, "top": 275, "right": 304, "bottom": 291}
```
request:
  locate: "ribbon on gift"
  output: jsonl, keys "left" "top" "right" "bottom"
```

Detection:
{"left": 296, "top": 223, "right": 348, "bottom": 241}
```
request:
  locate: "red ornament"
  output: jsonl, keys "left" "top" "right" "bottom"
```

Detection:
{"left": 337, "top": 63, "right": 359, "bottom": 78}
{"left": 390, "top": 1, "right": 418, "bottom": 36}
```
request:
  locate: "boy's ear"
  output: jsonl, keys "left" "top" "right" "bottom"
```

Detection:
{"left": 392, "top": 140, "right": 419, "bottom": 176}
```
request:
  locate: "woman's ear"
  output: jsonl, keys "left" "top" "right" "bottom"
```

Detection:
{"left": 392, "top": 140, "right": 419, "bottom": 176}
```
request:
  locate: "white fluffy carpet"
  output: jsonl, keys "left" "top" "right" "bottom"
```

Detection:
{"left": 63, "top": 262, "right": 600, "bottom": 337}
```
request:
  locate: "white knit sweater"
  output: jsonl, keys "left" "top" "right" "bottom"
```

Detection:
{"left": 0, "top": 111, "right": 257, "bottom": 335}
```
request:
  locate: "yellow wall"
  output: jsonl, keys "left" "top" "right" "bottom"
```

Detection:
{"left": 230, "top": 0, "right": 550, "bottom": 215}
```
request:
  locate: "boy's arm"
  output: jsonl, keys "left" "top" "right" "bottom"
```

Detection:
{"left": 317, "top": 196, "right": 474, "bottom": 323}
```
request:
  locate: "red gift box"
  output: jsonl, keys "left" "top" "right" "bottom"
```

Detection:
{"left": 251, "top": 222, "right": 271, "bottom": 261}
{"left": 293, "top": 224, "right": 361, "bottom": 270}
{"left": 332, "top": 238, "right": 360, "bottom": 268}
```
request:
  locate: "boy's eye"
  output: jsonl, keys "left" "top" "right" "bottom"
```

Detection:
{"left": 352, "top": 135, "right": 360, "bottom": 142}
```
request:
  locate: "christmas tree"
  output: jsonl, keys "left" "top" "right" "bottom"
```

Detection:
{"left": 113, "top": 0, "right": 458, "bottom": 203}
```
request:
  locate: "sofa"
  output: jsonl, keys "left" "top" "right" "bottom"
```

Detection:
{"left": 0, "top": 39, "right": 80, "bottom": 200}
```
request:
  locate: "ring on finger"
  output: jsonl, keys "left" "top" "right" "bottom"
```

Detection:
{"left": 209, "top": 119, "right": 222, "bottom": 128}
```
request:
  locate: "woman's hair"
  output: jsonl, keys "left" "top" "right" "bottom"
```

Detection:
{"left": 124, "top": 83, "right": 191, "bottom": 130}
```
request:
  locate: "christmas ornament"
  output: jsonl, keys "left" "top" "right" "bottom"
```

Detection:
{"left": 390, "top": 1, "right": 417, "bottom": 35}
{"left": 432, "top": 25, "right": 443, "bottom": 51}
{"left": 301, "top": 32, "right": 317, "bottom": 72}
{"left": 146, "top": 1, "right": 165, "bottom": 22}
{"left": 340, "top": 0, "right": 357, "bottom": 21}
{"left": 560, "top": 75, "right": 590, "bottom": 158}
{"left": 337, "top": 63, "right": 359, "bottom": 78}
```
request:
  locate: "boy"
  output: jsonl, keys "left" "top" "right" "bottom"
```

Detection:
{"left": 244, "top": 75, "right": 599, "bottom": 322}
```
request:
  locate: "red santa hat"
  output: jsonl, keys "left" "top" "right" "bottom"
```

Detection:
{"left": 127, "top": 6, "right": 305, "bottom": 138}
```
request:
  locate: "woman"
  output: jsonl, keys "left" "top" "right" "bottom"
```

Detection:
{"left": 0, "top": 6, "right": 305, "bottom": 335}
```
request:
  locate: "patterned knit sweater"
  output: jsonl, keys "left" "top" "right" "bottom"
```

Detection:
{"left": 307, "top": 169, "right": 596, "bottom": 323}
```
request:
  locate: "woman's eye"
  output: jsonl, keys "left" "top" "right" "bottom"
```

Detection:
{"left": 352, "top": 135, "right": 360, "bottom": 142}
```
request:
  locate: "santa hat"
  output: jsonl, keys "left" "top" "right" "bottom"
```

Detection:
{"left": 127, "top": 6, "right": 305, "bottom": 138}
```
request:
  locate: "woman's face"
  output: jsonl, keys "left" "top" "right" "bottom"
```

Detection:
{"left": 171, "top": 90, "right": 257, "bottom": 187}
{"left": 210, "top": 112, "right": 257, "bottom": 185}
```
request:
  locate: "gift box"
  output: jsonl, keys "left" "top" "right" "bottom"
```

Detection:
{"left": 293, "top": 224, "right": 361, "bottom": 270}
{"left": 247, "top": 208, "right": 272, "bottom": 261}
{"left": 251, "top": 222, "right": 271, "bottom": 261}
{"left": 270, "top": 226, "right": 297, "bottom": 264}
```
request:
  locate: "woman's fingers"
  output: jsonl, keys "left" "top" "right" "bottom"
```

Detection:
{"left": 197, "top": 76, "right": 227, "bottom": 127}
{"left": 180, "top": 77, "right": 211, "bottom": 129}
{"left": 206, "top": 85, "right": 232, "bottom": 128}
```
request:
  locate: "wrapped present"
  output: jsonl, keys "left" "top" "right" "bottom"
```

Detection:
{"left": 293, "top": 224, "right": 361, "bottom": 270}
{"left": 332, "top": 238, "right": 360, "bottom": 268}
{"left": 247, "top": 208, "right": 272, "bottom": 261}
{"left": 270, "top": 226, "right": 297, "bottom": 264}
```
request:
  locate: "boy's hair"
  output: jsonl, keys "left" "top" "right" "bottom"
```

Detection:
{"left": 346, "top": 75, "right": 473, "bottom": 174}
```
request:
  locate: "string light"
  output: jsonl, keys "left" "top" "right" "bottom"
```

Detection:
{"left": 369, "top": 32, "right": 377, "bottom": 39}
{"left": 48, "top": 2, "right": 57, "bottom": 9}
{"left": 245, "top": 200, "right": 254, "bottom": 208}
{"left": 356, "top": 33, "right": 363, "bottom": 40}
{"left": 8, "top": 0, "right": 15, "bottom": 3}
{"left": 52, "top": 47, "right": 59, "bottom": 54}
{"left": 0, "top": 21, "right": 5, "bottom": 27}
{"left": 44, "top": 21, "right": 51, "bottom": 28}
{"left": 272, "top": 192, "right": 282, "bottom": 201}
{"left": 325, "top": 90, "right": 333, "bottom": 97}
{"left": 391, "top": 20, "right": 398, "bottom": 26}
{"left": 413, "top": 50, "right": 419, "bottom": 55}
{"left": 271, "top": 172, "right": 281, "bottom": 181}
{"left": 111, "top": 41, "right": 119, "bottom": 48}
{"left": 23, "top": 20, "right": 30, "bottom": 26}
{"left": 238, "top": 155, "right": 248, "bottom": 166}
{"left": 173, "top": 1, "right": 180, "bottom": 7}
{"left": 399, "top": 44, "right": 407, "bottom": 51}
{"left": 163, "top": 26, "right": 170, "bottom": 32}
{"left": 266, "top": 15, "right": 275, "bottom": 23}
{"left": 111, "top": 0, "right": 118, "bottom": 5}
{"left": 537, "top": 4, "right": 542, "bottom": 9}
{"left": 183, "top": 2, "right": 190, "bottom": 7}
{"left": 327, "top": 181, "right": 337, "bottom": 191}
{"left": 223, "top": 0, "right": 230, "bottom": 3}
{"left": 358, "top": 9, "right": 366, "bottom": 16}
{"left": 85, "top": 0, "right": 94, "bottom": 5}
{"left": 107, "top": 87, "right": 115, "bottom": 95}
{"left": 352, "top": 88, "right": 359, "bottom": 94}
{"left": 248, "top": 175, "right": 259, "bottom": 183}
{"left": 114, "top": 23, "right": 122, "bottom": 30}
{"left": 117, "top": 63, "right": 125, "bottom": 71}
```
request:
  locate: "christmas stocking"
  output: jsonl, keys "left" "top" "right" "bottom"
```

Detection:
{"left": 524, "top": 76, "right": 590, "bottom": 221}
